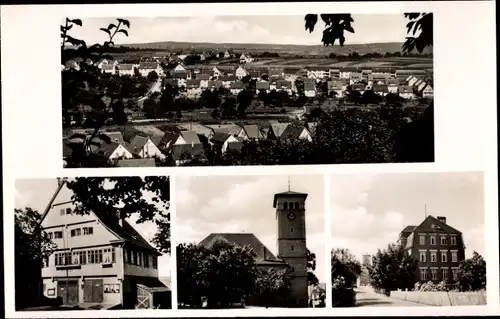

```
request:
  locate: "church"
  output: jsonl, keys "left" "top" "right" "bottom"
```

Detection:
{"left": 199, "top": 189, "right": 309, "bottom": 307}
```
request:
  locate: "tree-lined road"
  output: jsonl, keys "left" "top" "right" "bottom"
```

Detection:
{"left": 355, "top": 286, "right": 427, "bottom": 307}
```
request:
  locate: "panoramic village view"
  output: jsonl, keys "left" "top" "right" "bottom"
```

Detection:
{"left": 61, "top": 14, "right": 434, "bottom": 168}
{"left": 328, "top": 172, "right": 486, "bottom": 307}
{"left": 14, "top": 177, "right": 172, "bottom": 311}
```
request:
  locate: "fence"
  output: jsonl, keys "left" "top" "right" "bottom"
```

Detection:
{"left": 390, "top": 290, "right": 486, "bottom": 306}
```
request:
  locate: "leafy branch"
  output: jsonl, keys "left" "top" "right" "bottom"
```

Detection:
{"left": 402, "top": 13, "right": 433, "bottom": 53}
{"left": 305, "top": 14, "right": 355, "bottom": 47}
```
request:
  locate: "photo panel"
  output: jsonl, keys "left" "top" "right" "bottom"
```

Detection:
{"left": 61, "top": 13, "right": 434, "bottom": 169}
{"left": 175, "top": 174, "right": 326, "bottom": 309}
{"left": 329, "top": 171, "right": 486, "bottom": 308}
{"left": 13, "top": 176, "right": 172, "bottom": 311}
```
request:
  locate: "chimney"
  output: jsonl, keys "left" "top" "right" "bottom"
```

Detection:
{"left": 437, "top": 216, "right": 447, "bottom": 224}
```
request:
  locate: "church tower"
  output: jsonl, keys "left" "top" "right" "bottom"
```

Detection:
{"left": 273, "top": 187, "right": 308, "bottom": 307}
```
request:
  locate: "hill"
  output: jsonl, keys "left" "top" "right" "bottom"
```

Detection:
{"left": 121, "top": 41, "right": 432, "bottom": 56}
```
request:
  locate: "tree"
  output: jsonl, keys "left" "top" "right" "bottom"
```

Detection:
{"left": 176, "top": 237, "right": 257, "bottom": 308}
{"left": 454, "top": 251, "right": 486, "bottom": 292}
{"left": 236, "top": 89, "right": 254, "bottom": 117}
{"left": 304, "top": 13, "right": 432, "bottom": 53}
{"left": 253, "top": 267, "right": 293, "bottom": 308}
{"left": 62, "top": 18, "right": 131, "bottom": 167}
{"left": 331, "top": 248, "right": 360, "bottom": 307}
{"left": 184, "top": 54, "right": 201, "bottom": 65}
{"left": 368, "top": 243, "right": 418, "bottom": 294}
{"left": 307, "top": 248, "right": 319, "bottom": 286}
{"left": 147, "top": 70, "right": 159, "bottom": 83}
{"left": 220, "top": 97, "right": 237, "bottom": 118}
{"left": 200, "top": 89, "right": 222, "bottom": 109}
{"left": 64, "top": 177, "right": 171, "bottom": 254}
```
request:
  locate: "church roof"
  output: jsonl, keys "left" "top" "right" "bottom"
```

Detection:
{"left": 199, "top": 233, "right": 285, "bottom": 265}
{"left": 273, "top": 191, "right": 308, "bottom": 207}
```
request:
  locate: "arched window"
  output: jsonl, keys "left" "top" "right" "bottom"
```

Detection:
{"left": 283, "top": 202, "right": 288, "bottom": 210}
{"left": 289, "top": 202, "right": 294, "bottom": 209}
{"left": 295, "top": 202, "right": 300, "bottom": 209}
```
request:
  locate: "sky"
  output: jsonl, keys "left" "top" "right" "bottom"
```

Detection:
{"left": 14, "top": 178, "right": 171, "bottom": 278}
{"left": 67, "top": 14, "right": 409, "bottom": 46}
{"left": 176, "top": 175, "right": 326, "bottom": 283}
{"left": 330, "top": 171, "right": 485, "bottom": 263}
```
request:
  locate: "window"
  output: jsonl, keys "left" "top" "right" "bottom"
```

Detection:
{"left": 60, "top": 209, "right": 65, "bottom": 216}
{"left": 126, "top": 249, "right": 132, "bottom": 264}
{"left": 431, "top": 269, "right": 438, "bottom": 280}
{"left": 48, "top": 232, "right": 53, "bottom": 239}
{"left": 419, "top": 251, "right": 426, "bottom": 262}
{"left": 420, "top": 268, "right": 428, "bottom": 281}
{"left": 419, "top": 235, "right": 425, "bottom": 245}
{"left": 131, "top": 251, "right": 136, "bottom": 265}
{"left": 430, "top": 235, "right": 436, "bottom": 245}
{"left": 79, "top": 250, "right": 87, "bottom": 264}
{"left": 283, "top": 202, "right": 288, "bottom": 210}
{"left": 295, "top": 202, "right": 300, "bottom": 209}
{"left": 83, "top": 227, "right": 94, "bottom": 235}
{"left": 442, "top": 268, "right": 449, "bottom": 280}
{"left": 430, "top": 251, "right": 437, "bottom": 262}
{"left": 451, "top": 236, "right": 457, "bottom": 245}
{"left": 144, "top": 255, "right": 150, "bottom": 268}
{"left": 290, "top": 227, "right": 294, "bottom": 233}
{"left": 441, "top": 251, "right": 447, "bottom": 262}
{"left": 291, "top": 245, "right": 294, "bottom": 251}
{"left": 152, "top": 256, "right": 158, "bottom": 269}
{"left": 452, "top": 268, "right": 458, "bottom": 280}
{"left": 440, "top": 236, "right": 447, "bottom": 245}
{"left": 98, "top": 250, "right": 103, "bottom": 263}
{"left": 54, "top": 231, "right": 63, "bottom": 239}
{"left": 103, "top": 249, "right": 113, "bottom": 264}
{"left": 70, "top": 228, "right": 81, "bottom": 237}
{"left": 66, "top": 208, "right": 72, "bottom": 215}
{"left": 138, "top": 252, "right": 143, "bottom": 267}
{"left": 451, "top": 251, "right": 458, "bottom": 262}
{"left": 72, "top": 251, "right": 80, "bottom": 264}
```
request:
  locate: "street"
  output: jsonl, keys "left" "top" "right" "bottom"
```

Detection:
{"left": 355, "top": 286, "right": 428, "bottom": 307}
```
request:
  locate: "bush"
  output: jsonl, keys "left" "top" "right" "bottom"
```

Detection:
{"left": 413, "top": 281, "right": 451, "bottom": 292}
{"left": 332, "top": 276, "right": 356, "bottom": 307}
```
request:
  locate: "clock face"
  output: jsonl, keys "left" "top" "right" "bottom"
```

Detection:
{"left": 287, "top": 212, "right": 296, "bottom": 220}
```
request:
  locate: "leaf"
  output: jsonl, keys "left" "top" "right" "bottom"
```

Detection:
{"left": 117, "top": 29, "right": 129, "bottom": 37}
{"left": 100, "top": 28, "right": 111, "bottom": 35}
{"left": 305, "top": 14, "right": 318, "bottom": 33}
{"left": 117, "top": 18, "right": 131, "bottom": 28}
{"left": 406, "top": 21, "right": 415, "bottom": 33}
{"left": 108, "top": 23, "right": 117, "bottom": 30}
{"left": 344, "top": 23, "right": 355, "bottom": 33}
{"left": 65, "top": 35, "right": 84, "bottom": 47}
{"left": 69, "top": 19, "right": 83, "bottom": 26}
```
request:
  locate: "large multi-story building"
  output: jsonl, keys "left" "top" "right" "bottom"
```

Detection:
{"left": 40, "top": 178, "right": 170, "bottom": 309}
{"left": 398, "top": 215, "right": 466, "bottom": 284}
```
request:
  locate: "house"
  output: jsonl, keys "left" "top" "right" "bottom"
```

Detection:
{"left": 224, "top": 50, "right": 232, "bottom": 59}
{"left": 276, "top": 80, "right": 293, "bottom": 95}
{"left": 268, "top": 67, "right": 284, "bottom": 77}
{"left": 230, "top": 81, "right": 244, "bottom": 95}
{"left": 406, "top": 75, "right": 419, "bottom": 87}
{"left": 280, "top": 124, "right": 313, "bottom": 142}
{"left": 397, "top": 215, "right": 465, "bottom": 284}
{"left": 239, "top": 53, "right": 254, "bottom": 63}
{"left": 283, "top": 67, "right": 301, "bottom": 76}
{"left": 185, "top": 64, "right": 203, "bottom": 74}
{"left": 176, "top": 124, "right": 214, "bottom": 140}
{"left": 172, "top": 143, "right": 206, "bottom": 166}
{"left": 307, "top": 67, "right": 329, "bottom": 80}
{"left": 327, "top": 80, "right": 343, "bottom": 98}
{"left": 386, "top": 79, "right": 400, "bottom": 93}
{"left": 218, "top": 66, "right": 237, "bottom": 76}
{"left": 235, "top": 66, "right": 249, "bottom": 79}
{"left": 303, "top": 81, "right": 316, "bottom": 98}
{"left": 339, "top": 67, "right": 359, "bottom": 79}
{"left": 206, "top": 124, "right": 243, "bottom": 139}
{"left": 351, "top": 83, "right": 366, "bottom": 94}
{"left": 97, "top": 59, "right": 118, "bottom": 69}
{"left": 94, "top": 141, "right": 134, "bottom": 162}
{"left": 372, "top": 73, "right": 390, "bottom": 85}
{"left": 395, "top": 69, "right": 427, "bottom": 80}
{"left": 349, "top": 72, "right": 362, "bottom": 84}
{"left": 117, "top": 64, "right": 136, "bottom": 77}
{"left": 220, "top": 75, "right": 236, "bottom": 88}
{"left": 248, "top": 70, "right": 263, "bottom": 80}
{"left": 256, "top": 81, "right": 270, "bottom": 94}
{"left": 266, "top": 123, "right": 290, "bottom": 140}
{"left": 414, "top": 79, "right": 428, "bottom": 93}
{"left": 422, "top": 84, "right": 434, "bottom": 98}
{"left": 207, "top": 80, "right": 223, "bottom": 91}
{"left": 185, "top": 79, "right": 202, "bottom": 98}
{"left": 240, "top": 124, "right": 262, "bottom": 140}
{"left": 210, "top": 132, "right": 244, "bottom": 154}
{"left": 102, "top": 64, "right": 116, "bottom": 75}
{"left": 63, "top": 60, "right": 81, "bottom": 71}
{"left": 138, "top": 62, "right": 163, "bottom": 78}
{"left": 164, "top": 78, "right": 179, "bottom": 88}
{"left": 40, "top": 179, "right": 169, "bottom": 309}
{"left": 195, "top": 74, "right": 211, "bottom": 88}
{"left": 371, "top": 84, "right": 389, "bottom": 96}
{"left": 173, "top": 64, "right": 187, "bottom": 73}
{"left": 398, "top": 85, "right": 415, "bottom": 99}
{"left": 212, "top": 66, "right": 223, "bottom": 77}
{"left": 128, "top": 135, "right": 166, "bottom": 160}
{"left": 329, "top": 69, "right": 340, "bottom": 78}
{"left": 171, "top": 72, "right": 190, "bottom": 86}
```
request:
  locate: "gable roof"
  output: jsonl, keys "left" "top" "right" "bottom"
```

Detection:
{"left": 280, "top": 124, "right": 308, "bottom": 140}
{"left": 269, "top": 123, "right": 290, "bottom": 138}
{"left": 199, "top": 233, "right": 285, "bottom": 264}
{"left": 256, "top": 82, "right": 270, "bottom": 90}
{"left": 196, "top": 73, "right": 211, "bottom": 80}
{"left": 172, "top": 143, "right": 205, "bottom": 161}
{"left": 128, "top": 135, "right": 150, "bottom": 154}
{"left": 139, "top": 62, "right": 159, "bottom": 70}
{"left": 211, "top": 131, "right": 232, "bottom": 143}
{"left": 180, "top": 130, "right": 201, "bottom": 144}
{"left": 118, "top": 64, "right": 134, "bottom": 71}
{"left": 242, "top": 125, "right": 261, "bottom": 139}
{"left": 103, "top": 131, "right": 126, "bottom": 146}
